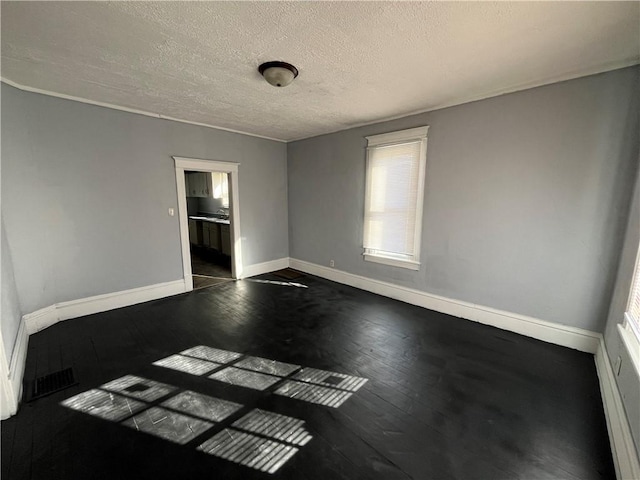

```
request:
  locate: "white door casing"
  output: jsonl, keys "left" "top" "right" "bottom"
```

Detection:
{"left": 173, "top": 157, "right": 243, "bottom": 290}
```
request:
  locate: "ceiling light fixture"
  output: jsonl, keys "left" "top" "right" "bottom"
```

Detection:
{"left": 258, "top": 61, "right": 298, "bottom": 88}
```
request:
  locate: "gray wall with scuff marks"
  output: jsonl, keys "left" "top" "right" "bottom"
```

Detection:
{"left": 1, "top": 83, "right": 288, "bottom": 315}
{"left": 288, "top": 66, "right": 640, "bottom": 332}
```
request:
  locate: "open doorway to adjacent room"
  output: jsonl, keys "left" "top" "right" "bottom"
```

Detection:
{"left": 186, "top": 170, "right": 232, "bottom": 289}
{"left": 173, "top": 157, "right": 243, "bottom": 292}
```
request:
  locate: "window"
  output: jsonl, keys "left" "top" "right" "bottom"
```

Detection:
{"left": 363, "top": 126, "right": 429, "bottom": 270}
{"left": 625, "top": 245, "right": 640, "bottom": 341}
{"left": 619, "top": 244, "right": 640, "bottom": 374}
{"left": 211, "top": 172, "right": 229, "bottom": 208}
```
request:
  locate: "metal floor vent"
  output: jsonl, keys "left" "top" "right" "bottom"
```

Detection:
{"left": 28, "top": 367, "right": 77, "bottom": 402}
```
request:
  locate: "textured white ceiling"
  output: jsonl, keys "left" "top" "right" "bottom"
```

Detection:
{"left": 2, "top": 2, "right": 639, "bottom": 141}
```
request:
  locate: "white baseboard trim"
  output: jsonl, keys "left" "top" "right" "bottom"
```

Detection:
{"left": 0, "top": 318, "right": 30, "bottom": 419}
{"left": 595, "top": 339, "right": 640, "bottom": 480}
{"left": 23, "top": 279, "right": 187, "bottom": 335}
{"left": 240, "top": 257, "right": 290, "bottom": 279}
{"left": 289, "top": 258, "right": 601, "bottom": 353}
{"left": 22, "top": 305, "right": 57, "bottom": 336}
{"left": 8, "top": 319, "right": 29, "bottom": 406}
{"left": 0, "top": 352, "right": 14, "bottom": 419}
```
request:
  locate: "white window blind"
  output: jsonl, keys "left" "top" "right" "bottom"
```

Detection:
{"left": 363, "top": 126, "right": 428, "bottom": 270}
{"left": 627, "top": 247, "right": 640, "bottom": 337}
{"left": 620, "top": 245, "right": 640, "bottom": 380}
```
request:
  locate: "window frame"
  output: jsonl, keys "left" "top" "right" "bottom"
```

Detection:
{"left": 362, "top": 126, "right": 429, "bottom": 271}
{"left": 620, "top": 244, "right": 640, "bottom": 373}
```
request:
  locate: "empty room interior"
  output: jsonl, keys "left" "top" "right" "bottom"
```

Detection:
{"left": 1, "top": 2, "right": 640, "bottom": 479}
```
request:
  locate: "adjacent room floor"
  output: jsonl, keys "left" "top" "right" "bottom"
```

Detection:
{"left": 190, "top": 247, "right": 232, "bottom": 290}
{"left": 1, "top": 272, "right": 614, "bottom": 479}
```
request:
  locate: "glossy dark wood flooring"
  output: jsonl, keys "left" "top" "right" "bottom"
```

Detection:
{"left": 1, "top": 272, "right": 614, "bottom": 479}
{"left": 190, "top": 247, "right": 232, "bottom": 278}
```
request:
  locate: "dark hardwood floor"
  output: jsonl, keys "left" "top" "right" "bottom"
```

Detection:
{"left": 1, "top": 272, "right": 614, "bottom": 479}
{"left": 190, "top": 247, "right": 233, "bottom": 290}
{"left": 190, "top": 247, "right": 232, "bottom": 278}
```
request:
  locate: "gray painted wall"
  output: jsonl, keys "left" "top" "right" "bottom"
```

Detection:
{"left": 603, "top": 169, "right": 640, "bottom": 457}
{"left": 1, "top": 216, "right": 22, "bottom": 364}
{"left": 1, "top": 83, "right": 288, "bottom": 315}
{"left": 288, "top": 66, "right": 640, "bottom": 332}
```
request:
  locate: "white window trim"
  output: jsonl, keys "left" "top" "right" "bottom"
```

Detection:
{"left": 363, "top": 126, "right": 429, "bottom": 270}
{"left": 365, "top": 126, "right": 429, "bottom": 147}
{"left": 363, "top": 253, "right": 421, "bottom": 270}
{"left": 619, "top": 314, "right": 640, "bottom": 377}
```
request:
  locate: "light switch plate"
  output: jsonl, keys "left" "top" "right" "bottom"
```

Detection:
{"left": 168, "top": 208, "right": 175, "bottom": 216}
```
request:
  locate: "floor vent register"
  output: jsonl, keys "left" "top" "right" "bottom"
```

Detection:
{"left": 28, "top": 367, "right": 78, "bottom": 402}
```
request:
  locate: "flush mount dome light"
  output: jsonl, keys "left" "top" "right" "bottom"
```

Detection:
{"left": 258, "top": 61, "right": 299, "bottom": 87}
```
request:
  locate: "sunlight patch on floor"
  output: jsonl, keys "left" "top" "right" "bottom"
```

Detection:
{"left": 61, "top": 346, "right": 369, "bottom": 474}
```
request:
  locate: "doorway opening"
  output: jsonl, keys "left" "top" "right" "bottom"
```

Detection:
{"left": 186, "top": 170, "right": 232, "bottom": 289}
{"left": 174, "top": 157, "right": 243, "bottom": 292}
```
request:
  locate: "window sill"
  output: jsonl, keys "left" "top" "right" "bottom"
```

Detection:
{"left": 363, "top": 253, "right": 420, "bottom": 271}
{"left": 618, "top": 313, "right": 640, "bottom": 378}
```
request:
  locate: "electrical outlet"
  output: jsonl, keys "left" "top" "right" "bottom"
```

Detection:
{"left": 330, "top": 260, "right": 335, "bottom": 267}
{"left": 614, "top": 356, "right": 622, "bottom": 375}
